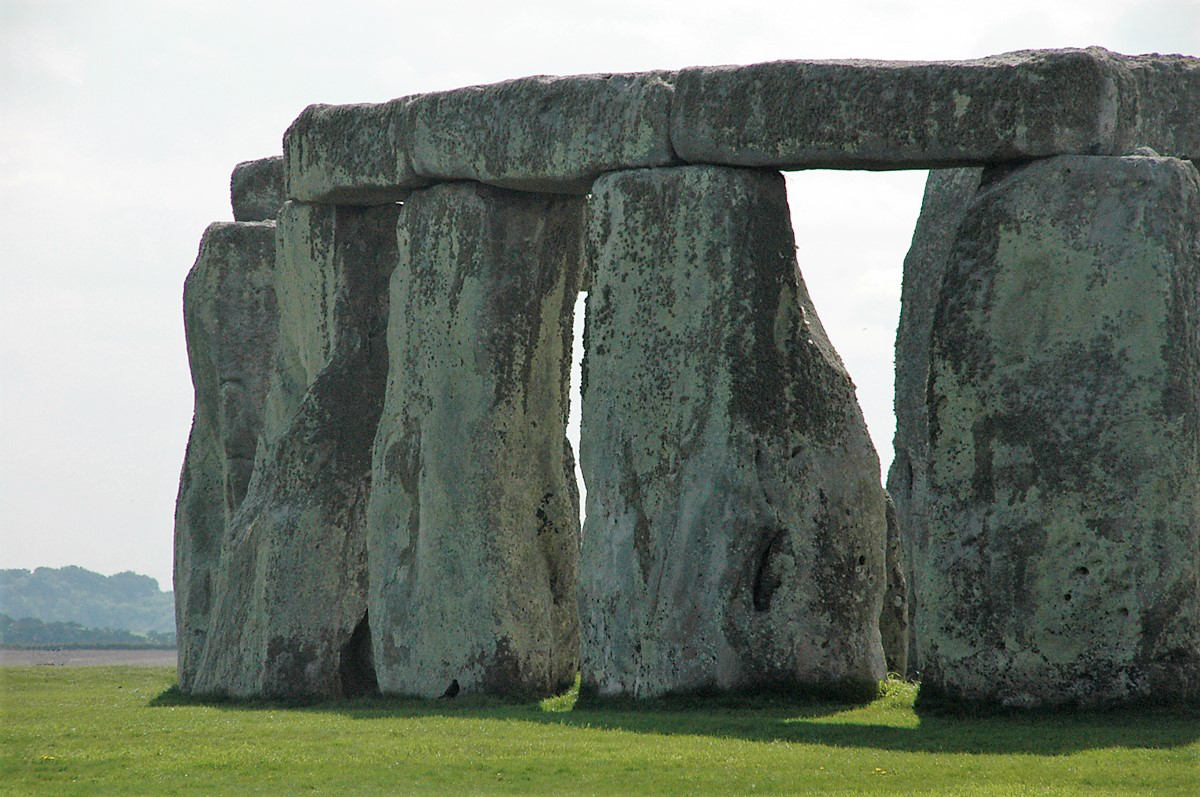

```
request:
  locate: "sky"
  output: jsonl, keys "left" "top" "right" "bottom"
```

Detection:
{"left": 1, "top": 0, "right": 1195, "bottom": 591}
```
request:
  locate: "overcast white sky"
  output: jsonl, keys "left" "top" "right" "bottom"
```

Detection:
{"left": 1, "top": 0, "right": 1195, "bottom": 590}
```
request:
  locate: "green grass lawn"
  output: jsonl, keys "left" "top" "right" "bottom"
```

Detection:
{"left": 1, "top": 667, "right": 1196, "bottom": 796}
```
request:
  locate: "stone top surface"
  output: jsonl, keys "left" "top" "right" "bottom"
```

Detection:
{"left": 280, "top": 48, "right": 1198, "bottom": 203}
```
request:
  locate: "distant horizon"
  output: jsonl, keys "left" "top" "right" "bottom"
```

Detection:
{"left": 0, "top": 564, "right": 174, "bottom": 594}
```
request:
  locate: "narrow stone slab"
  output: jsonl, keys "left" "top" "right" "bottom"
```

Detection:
{"left": 921, "top": 154, "right": 1200, "bottom": 708}
{"left": 231, "top": 157, "right": 285, "bottom": 221}
{"left": 672, "top": 48, "right": 1141, "bottom": 170}
{"left": 283, "top": 100, "right": 428, "bottom": 204}
{"left": 190, "top": 203, "right": 400, "bottom": 698}
{"left": 580, "top": 166, "right": 887, "bottom": 698}
{"left": 885, "top": 167, "right": 982, "bottom": 675}
{"left": 879, "top": 494, "right": 908, "bottom": 676}
{"left": 367, "top": 182, "right": 584, "bottom": 698}
{"left": 175, "top": 221, "right": 279, "bottom": 691}
{"left": 407, "top": 72, "right": 677, "bottom": 193}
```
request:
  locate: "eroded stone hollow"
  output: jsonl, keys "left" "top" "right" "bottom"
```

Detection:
{"left": 177, "top": 48, "right": 1200, "bottom": 707}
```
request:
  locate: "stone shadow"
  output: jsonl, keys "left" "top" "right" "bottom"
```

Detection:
{"left": 150, "top": 682, "right": 1200, "bottom": 756}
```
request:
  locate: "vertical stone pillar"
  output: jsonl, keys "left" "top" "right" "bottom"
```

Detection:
{"left": 190, "top": 201, "right": 400, "bottom": 698}
{"left": 887, "top": 168, "right": 982, "bottom": 674}
{"left": 367, "top": 182, "right": 584, "bottom": 698}
{"left": 175, "top": 221, "right": 279, "bottom": 691}
{"left": 922, "top": 154, "right": 1200, "bottom": 707}
{"left": 580, "top": 165, "right": 887, "bottom": 698}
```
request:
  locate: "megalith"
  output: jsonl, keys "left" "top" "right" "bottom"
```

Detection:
{"left": 886, "top": 167, "right": 982, "bottom": 674}
{"left": 920, "top": 154, "right": 1200, "bottom": 707}
{"left": 175, "top": 220, "right": 279, "bottom": 691}
{"left": 366, "top": 182, "right": 584, "bottom": 698}
{"left": 231, "top": 156, "right": 285, "bottom": 222}
{"left": 579, "top": 165, "right": 887, "bottom": 698}
{"left": 879, "top": 494, "right": 909, "bottom": 676}
{"left": 189, "top": 201, "right": 400, "bottom": 698}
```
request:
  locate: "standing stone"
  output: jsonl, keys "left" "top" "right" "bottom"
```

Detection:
{"left": 175, "top": 221, "right": 279, "bottom": 691}
{"left": 922, "top": 154, "right": 1200, "bottom": 707}
{"left": 189, "top": 203, "right": 400, "bottom": 698}
{"left": 879, "top": 494, "right": 909, "bottom": 676}
{"left": 580, "top": 166, "right": 887, "bottom": 698}
{"left": 367, "top": 182, "right": 584, "bottom": 698}
{"left": 887, "top": 168, "right": 982, "bottom": 674}
{"left": 231, "top": 157, "right": 285, "bottom": 222}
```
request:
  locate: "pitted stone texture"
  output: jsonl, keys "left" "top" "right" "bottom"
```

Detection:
{"left": 367, "top": 182, "right": 584, "bottom": 698}
{"left": 1125, "top": 54, "right": 1200, "bottom": 161}
{"left": 283, "top": 100, "right": 428, "bottom": 204}
{"left": 260, "top": 201, "right": 340, "bottom": 448}
{"left": 231, "top": 157, "right": 285, "bottom": 221}
{"left": 673, "top": 49, "right": 1145, "bottom": 170}
{"left": 886, "top": 167, "right": 982, "bottom": 675}
{"left": 175, "top": 222, "right": 279, "bottom": 691}
{"left": 189, "top": 204, "right": 400, "bottom": 698}
{"left": 880, "top": 494, "right": 909, "bottom": 676}
{"left": 407, "top": 73, "right": 677, "bottom": 194}
{"left": 922, "top": 154, "right": 1200, "bottom": 708}
{"left": 580, "top": 166, "right": 887, "bottom": 698}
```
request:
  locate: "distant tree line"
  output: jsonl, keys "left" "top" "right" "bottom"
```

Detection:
{"left": 0, "top": 566, "right": 175, "bottom": 637}
{"left": 0, "top": 613, "right": 176, "bottom": 649}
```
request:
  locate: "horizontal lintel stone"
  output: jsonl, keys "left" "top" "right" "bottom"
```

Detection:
{"left": 671, "top": 48, "right": 1197, "bottom": 170}
{"left": 283, "top": 99, "right": 430, "bottom": 204}
{"left": 231, "top": 156, "right": 285, "bottom": 221}
{"left": 406, "top": 72, "right": 679, "bottom": 194}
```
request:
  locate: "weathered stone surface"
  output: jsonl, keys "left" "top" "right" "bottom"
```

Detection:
{"left": 231, "top": 157, "right": 285, "bottom": 222}
{"left": 407, "top": 73, "right": 676, "bottom": 194}
{"left": 367, "top": 182, "right": 584, "bottom": 698}
{"left": 189, "top": 203, "right": 400, "bottom": 698}
{"left": 880, "top": 494, "right": 908, "bottom": 676}
{"left": 1125, "top": 54, "right": 1200, "bottom": 161}
{"left": 672, "top": 48, "right": 1145, "bottom": 170}
{"left": 580, "top": 166, "right": 887, "bottom": 698}
{"left": 283, "top": 100, "right": 428, "bottom": 204}
{"left": 921, "top": 154, "right": 1200, "bottom": 707}
{"left": 886, "top": 167, "right": 982, "bottom": 675}
{"left": 175, "top": 221, "right": 279, "bottom": 691}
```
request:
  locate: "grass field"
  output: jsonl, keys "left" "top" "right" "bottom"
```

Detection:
{"left": 1, "top": 667, "right": 1196, "bottom": 795}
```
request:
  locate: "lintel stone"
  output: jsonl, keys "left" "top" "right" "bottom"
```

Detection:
{"left": 231, "top": 157, "right": 285, "bottom": 221}
{"left": 671, "top": 48, "right": 1200, "bottom": 170}
{"left": 406, "top": 72, "right": 678, "bottom": 194}
{"left": 283, "top": 99, "right": 429, "bottom": 204}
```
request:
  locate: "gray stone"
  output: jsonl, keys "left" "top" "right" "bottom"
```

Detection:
{"left": 1125, "top": 54, "right": 1200, "bottom": 161}
{"left": 672, "top": 48, "right": 1144, "bottom": 170}
{"left": 231, "top": 157, "right": 285, "bottom": 221}
{"left": 880, "top": 493, "right": 908, "bottom": 676}
{"left": 366, "top": 182, "right": 584, "bottom": 698}
{"left": 886, "top": 167, "right": 982, "bottom": 675}
{"left": 407, "top": 72, "right": 677, "bottom": 194}
{"left": 283, "top": 100, "right": 428, "bottom": 204}
{"left": 175, "top": 221, "right": 279, "bottom": 691}
{"left": 189, "top": 203, "right": 400, "bottom": 698}
{"left": 921, "top": 154, "right": 1200, "bottom": 707}
{"left": 579, "top": 166, "right": 887, "bottom": 698}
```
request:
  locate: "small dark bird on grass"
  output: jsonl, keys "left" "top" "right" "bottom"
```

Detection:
{"left": 440, "top": 679, "right": 460, "bottom": 699}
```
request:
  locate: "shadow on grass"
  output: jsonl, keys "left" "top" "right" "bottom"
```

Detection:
{"left": 151, "top": 680, "right": 1200, "bottom": 756}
